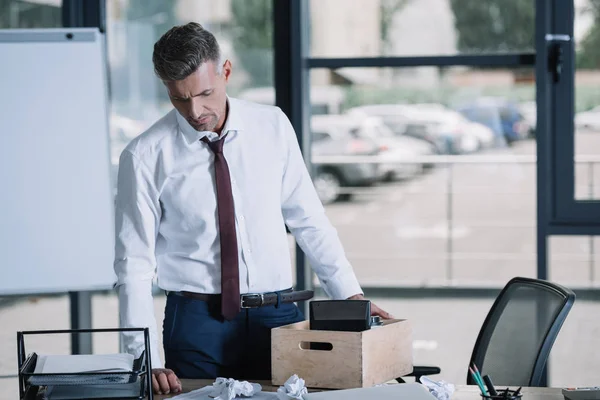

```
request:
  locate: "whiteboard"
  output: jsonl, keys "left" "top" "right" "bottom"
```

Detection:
{"left": 0, "top": 28, "right": 116, "bottom": 295}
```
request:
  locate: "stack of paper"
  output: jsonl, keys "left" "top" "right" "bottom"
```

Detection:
{"left": 30, "top": 353, "right": 135, "bottom": 386}
{"left": 43, "top": 381, "right": 142, "bottom": 400}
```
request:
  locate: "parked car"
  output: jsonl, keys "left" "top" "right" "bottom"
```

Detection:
{"left": 346, "top": 104, "right": 483, "bottom": 155}
{"left": 411, "top": 104, "right": 496, "bottom": 152}
{"left": 310, "top": 115, "right": 381, "bottom": 204}
{"left": 575, "top": 105, "right": 600, "bottom": 131}
{"left": 347, "top": 114, "right": 435, "bottom": 180}
{"left": 456, "top": 98, "right": 531, "bottom": 144}
{"left": 518, "top": 101, "right": 537, "bottom": 137}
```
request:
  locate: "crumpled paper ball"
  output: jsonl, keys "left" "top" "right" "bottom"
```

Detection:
{"left": 208, "top": 377, "right": 262, "bottom": 400}
{"left": 419, "top": 376, "right": 456, "bottom": 400}
{"left": 276, "top": 374, "right": 308, "bottom": 400}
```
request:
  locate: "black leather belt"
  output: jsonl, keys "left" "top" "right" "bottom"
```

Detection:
{"left": 172, "top": 288, "right": 314, "bottom": 308}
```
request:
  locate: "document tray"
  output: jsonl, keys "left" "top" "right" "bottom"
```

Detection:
{"left": 20, "top": 351, "right": 146, "bottom": 386}
{"left": 17, "top": 327, "right": 153, "bottom": 400}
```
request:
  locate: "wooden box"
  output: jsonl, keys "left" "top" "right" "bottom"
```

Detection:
{"left": 271, "top": 319, "right": 413, "bottom": 389}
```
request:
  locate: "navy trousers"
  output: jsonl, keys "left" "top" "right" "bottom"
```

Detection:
{"left": 162, "top": 292, "right": 304, "bottom": 380}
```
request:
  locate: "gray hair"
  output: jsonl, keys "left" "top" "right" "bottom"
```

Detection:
{"left": 152, "top": 22, "right": 222, "bottom": 81}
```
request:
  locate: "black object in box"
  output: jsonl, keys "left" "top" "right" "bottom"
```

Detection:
{"left": 309, "top": 300, "right": 371, "bottom": 332}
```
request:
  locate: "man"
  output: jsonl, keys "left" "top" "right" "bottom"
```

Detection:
{"left": 114, "top": 22, "right": 392, "bottom": 396}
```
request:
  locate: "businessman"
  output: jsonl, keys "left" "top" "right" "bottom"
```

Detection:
{"left": 114, "top": 22, "right": 392, "bottom": 395}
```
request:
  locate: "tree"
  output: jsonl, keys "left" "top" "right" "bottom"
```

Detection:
{"left": 449, "top": 0, "right": 535, "bottom": 53}
{"left": 229, "top": 0, "right": 273, "bottom": 88}
{"left": 380, "top": 0, "right": 411, "bottom": 55}
{"left": 577, "top": 0, "right": 600, "bottom": 69}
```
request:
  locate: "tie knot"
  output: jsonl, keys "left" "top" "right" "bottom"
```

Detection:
{"left": 201, "top": 135, "right": 225, "bottom": 154}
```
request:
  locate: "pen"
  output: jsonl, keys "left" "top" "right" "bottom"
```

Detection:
{"left": 483, "top": 375, "right": 498, "bottom": 396}
{"left": 469, "top": 367, "right": 487, "bottom": 395}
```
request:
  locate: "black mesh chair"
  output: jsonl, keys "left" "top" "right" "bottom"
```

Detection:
{"left": 400, "top": 277, "right": 575, "bottom": 387}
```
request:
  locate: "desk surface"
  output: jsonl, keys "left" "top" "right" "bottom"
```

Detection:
{"left": 155, "top": 380, "right": 565, "bottom": 399}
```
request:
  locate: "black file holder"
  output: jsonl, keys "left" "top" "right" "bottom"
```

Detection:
{"left": 17, "top": 327, "right": 153, "bottom": 400}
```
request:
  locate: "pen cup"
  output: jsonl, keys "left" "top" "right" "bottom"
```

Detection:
{"left": 480, "top": 389, "right": 522, "bottom": 399}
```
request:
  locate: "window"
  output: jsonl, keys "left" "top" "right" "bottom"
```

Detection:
{"left": 309, "top": 0, "right": 534, "bottom": 58}
{"left": 0, "top": 0, "right": 62, "bottom": 28}
{"left": 310, "top": 66, "right": 537, "bottom": 285}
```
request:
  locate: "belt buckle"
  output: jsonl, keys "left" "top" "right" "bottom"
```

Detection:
{"left": 241, "top": 293, "right": 264, "bottom": 308}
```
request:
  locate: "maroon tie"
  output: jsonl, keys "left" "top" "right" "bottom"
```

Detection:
{"left": 202, "top": 134, "right": 240, "bottom": 320}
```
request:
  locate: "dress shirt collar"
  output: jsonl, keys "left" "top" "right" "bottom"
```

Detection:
{"left": 177, "top": 97, "right": 244, "bottom": 145}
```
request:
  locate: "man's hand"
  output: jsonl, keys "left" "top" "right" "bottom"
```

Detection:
{"left": 347, "top": 294, "right": 394, "bottom": 319}
{"left": 152, "top": 368, "right": 182, "bottom": 395}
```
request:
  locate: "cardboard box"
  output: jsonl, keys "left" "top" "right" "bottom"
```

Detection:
{"left": 271, "top": 319, "right": 413, "bottom": 389}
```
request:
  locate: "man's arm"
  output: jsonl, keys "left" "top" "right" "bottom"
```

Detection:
{"left": 277, "top": 108, "right": 363, "bottom": 300}
{"left": 114, "top": 149, "right": 163, "bottom": 369}
{"left": 277, "top": 110, "right": 392, "bottom": 318}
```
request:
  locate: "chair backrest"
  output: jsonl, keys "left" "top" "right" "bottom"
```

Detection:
{"left": 467, "top": 277, "right": 575, "bottom": 387}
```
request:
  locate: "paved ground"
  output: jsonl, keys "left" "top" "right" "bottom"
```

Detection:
{"left": 1, "top": 132, "right": 599, "bottom": 399}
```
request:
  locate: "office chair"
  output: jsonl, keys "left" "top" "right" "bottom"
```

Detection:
{"left": 399, "top": 276, "right": 575, "bottom": 387}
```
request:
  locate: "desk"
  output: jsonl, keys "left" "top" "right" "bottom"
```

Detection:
{"left": 155, "top": 380, "right": 565, "bottom": 399}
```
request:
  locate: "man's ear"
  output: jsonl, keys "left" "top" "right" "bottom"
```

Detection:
{"left": 222, "top": 59, "right": 232, "bottom": 82}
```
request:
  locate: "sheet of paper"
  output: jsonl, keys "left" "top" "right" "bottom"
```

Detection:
{"left": 303, "top": 383, "right": 436, "bottom": 400}
{"left": 34, "top": 353, "right": 134, "bottom": 374}
{"left": 169, "top": 386, "right": 280, "bottom": 400}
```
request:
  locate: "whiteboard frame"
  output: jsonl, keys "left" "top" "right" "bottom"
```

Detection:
{"left": 0, "top": 28, "right": 116, "bottom": 296}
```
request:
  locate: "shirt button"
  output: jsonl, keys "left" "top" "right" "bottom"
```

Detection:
{"left": 240, "top": 215, "right": 245, "bottom": 220}
{"left": 247, "top": 248, "right": 252, "bottom": 253}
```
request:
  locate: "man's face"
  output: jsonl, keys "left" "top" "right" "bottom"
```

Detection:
{"left": 165, "top": 60, "right": 232, "bottom": 133}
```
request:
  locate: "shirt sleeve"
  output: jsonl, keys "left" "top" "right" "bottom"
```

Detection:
{"left": 278, "top": 108, "right": 363, "bottom": 300}
{"left": 113, "top": 149, "right": 163, "bottom": 369}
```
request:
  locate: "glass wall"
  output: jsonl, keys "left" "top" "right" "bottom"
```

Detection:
{"left": 0, "top": 1, "right": 599, "bottom": 396}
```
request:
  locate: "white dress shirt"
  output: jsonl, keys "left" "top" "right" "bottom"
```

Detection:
{"left": 114, "top": 97, "right": 363, "bottom": 368}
